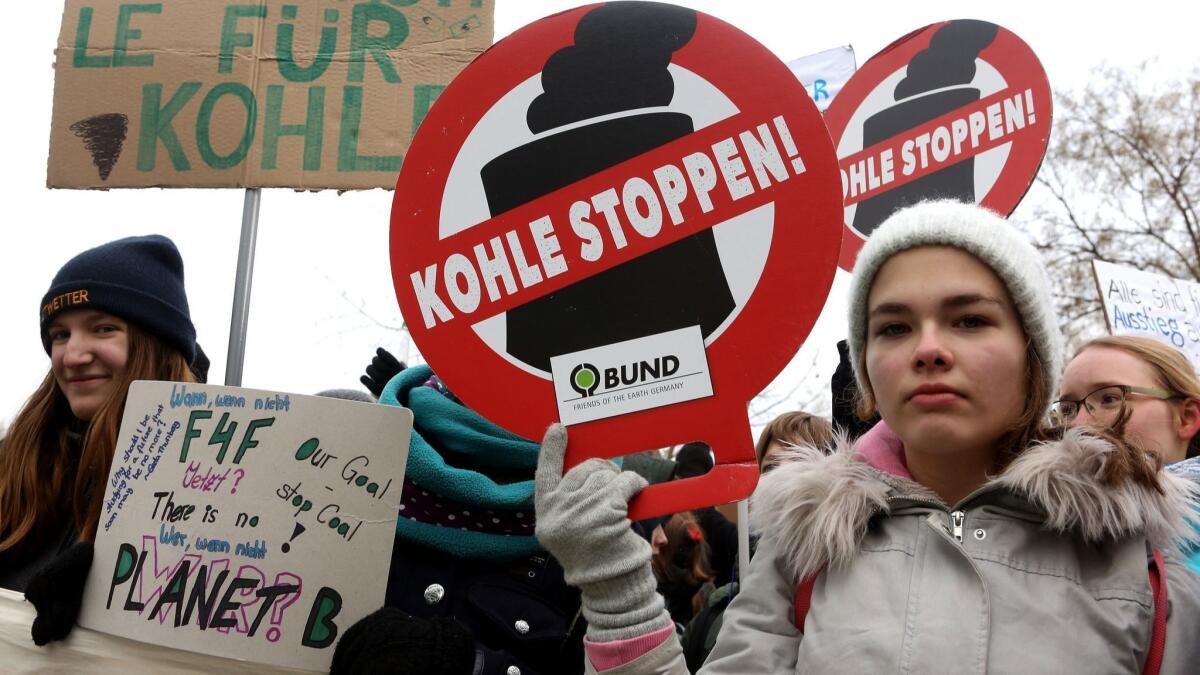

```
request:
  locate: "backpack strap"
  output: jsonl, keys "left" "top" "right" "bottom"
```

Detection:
{"left": 792, "top": 567, "right": 823, "bottom": 632}
{"left": 1143, "top": 548, "right": 1168, "bottom": 675}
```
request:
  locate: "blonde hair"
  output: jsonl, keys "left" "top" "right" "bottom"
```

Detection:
{"left": 755, "top": 411, "right": 834, "bottom": 466}
{"left": 0, "top": 324, "right": 195, "bottom": 552}
{"left": 1077, "top": 335, "right": 1200, "bottom": 459}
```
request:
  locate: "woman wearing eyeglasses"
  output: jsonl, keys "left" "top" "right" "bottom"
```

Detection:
{"left": 1057, "top": 335, "right": 1200, "bottom": 577}
{"left": 1056, "top": 335, "right": 1200, "bottom": 465}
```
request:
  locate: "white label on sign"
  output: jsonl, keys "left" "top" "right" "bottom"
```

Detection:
{"left": 551, "top": 326, "right": 714, "bottom": 426}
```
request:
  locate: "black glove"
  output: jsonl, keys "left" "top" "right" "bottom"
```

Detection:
{"left": 331, "top": 607, "right": 475, "bottom": 675}
{"left": 359, "top": 348, "right": 406, "bottom": 399}
{"left": 26, "top": 540, "right": 94, "bottom": 646}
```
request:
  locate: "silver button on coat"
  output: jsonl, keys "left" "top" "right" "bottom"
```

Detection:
{"left": 423, "top": 583, "right": 445, "bottom": 605}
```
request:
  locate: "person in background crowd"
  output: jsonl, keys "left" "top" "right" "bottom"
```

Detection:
{"left": 533, "top": 200, "right": 1200, "bottom": 673}
{"left": 671, "top": 444, "right": 738, "bottom": 588}
{"left": 331, "top": 364, "right": 585, "bottom": 675}
{"left": 830, "top": 339, "right": 880, "bottom": 440}
{"left": 1056, "top": 334, "right": 1200, "bottom": 574}
{"left": 190, "top": 343, "right": 210, "bottom": 383}
{"left": 1056, "top": 335, "right": 1200, "bottom": 464}
{"left": 0, "top": 236, "right": 199, "bottom": 647}
{"left": 754, "top": 411, "right": 835, "bottom": 472}
{"left": 650, "top": 512, "right": 714, "bottom": 629}
{"left": 680, "top": 410, "right": 838, "bottom": 669}
{"left": 360, "top": 347, "right": 406, "bottom": 399}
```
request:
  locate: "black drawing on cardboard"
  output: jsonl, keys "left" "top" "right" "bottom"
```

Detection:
{"left": 851, "top": 20, "right": 999, "bottom": 237}
{"left": 480, "top": 2, "right": 736, "bottom": 373}
{"left": 70, "top": 112, "right": 129, "bottom": 181}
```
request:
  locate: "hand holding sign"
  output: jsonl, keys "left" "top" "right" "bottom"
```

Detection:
{"left": 392, "top": 2, "right": 842, "bottom": 518}
{"left": 532, "top": 424, "right": 668, "bottom": 641}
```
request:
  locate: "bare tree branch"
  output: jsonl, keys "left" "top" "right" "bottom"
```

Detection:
{"left": 1016, "top": 64, "right": 1200, "bottom": 346}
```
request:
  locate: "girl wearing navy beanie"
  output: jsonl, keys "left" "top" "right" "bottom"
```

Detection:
{"left": 0, "top": 235, "right": 197, "bottom": 638}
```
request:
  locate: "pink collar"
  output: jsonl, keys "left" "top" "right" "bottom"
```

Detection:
{"left": 854, "top": 420, "right": 912, "bottom": 480}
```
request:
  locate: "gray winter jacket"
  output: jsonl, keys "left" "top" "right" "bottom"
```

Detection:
{"left": 590, "top": 430, "right": 1200, "bottom": 674}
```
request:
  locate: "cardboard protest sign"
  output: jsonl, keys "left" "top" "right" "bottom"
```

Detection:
{"left": 78, "top": 381, "right": 411, "bottom": 671}
{"left": 1092, "top": 260, "right": 1200, "bottom": 368}
{"left": 824, "top": 19, "right": 1051, "bottom": 270}
{"left": 787, "top": 46, "right": 856, "bottom": 113}
{"left": 48, "top": 1, "right": 493, "bottom": 190}
{"left": 389, "top": 2, "right": 843, "bottom": 517}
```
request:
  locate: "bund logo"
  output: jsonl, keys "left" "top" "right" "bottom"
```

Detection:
{"left": 569, "top": 363, "right": 600, "bottom": 397}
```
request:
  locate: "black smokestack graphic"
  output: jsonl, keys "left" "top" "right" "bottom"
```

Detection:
{"left": 70, "top": 113, "right": 128, "bottom": 181}
{"left": 481, "top": 2, "right": 735, "bottom": 373}
{"left": 851, "top": 20, "right": 999, "bottom": 237}
{"left": 526, "top": 2, "right": 695, "bottom": 133}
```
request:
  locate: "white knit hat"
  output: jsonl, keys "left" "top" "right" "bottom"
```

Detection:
{"left": 846, "top": 200, "right": 1063, "bottom": 404}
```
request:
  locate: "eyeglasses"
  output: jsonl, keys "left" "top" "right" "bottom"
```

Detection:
{"left": 1050, "top": 384, "right": 1183, "bottom": 427}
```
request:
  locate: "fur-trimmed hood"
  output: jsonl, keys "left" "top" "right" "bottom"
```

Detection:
{"left": 750, "top": 428, "right": 1200, "bottom": 584}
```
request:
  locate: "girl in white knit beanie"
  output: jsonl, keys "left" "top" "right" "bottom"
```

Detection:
{"left": 534, "top": 200, "right": 1200, "bottom": 674}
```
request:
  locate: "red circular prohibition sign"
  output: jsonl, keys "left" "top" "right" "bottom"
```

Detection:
{"left": 825, "top": 20, "right": 1052, "bottom": 271}
{"left": 391, "top": 3, "right": 842, "bottom": 517}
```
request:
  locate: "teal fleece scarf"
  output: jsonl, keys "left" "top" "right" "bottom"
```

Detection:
{"left": 381, "top": 365, "right": 542, "bottom": 560}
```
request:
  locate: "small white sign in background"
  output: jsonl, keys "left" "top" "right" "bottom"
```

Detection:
{"left": 787, "top": 45, "right": 856, "bottom": 112}
{"left": 1092, "top": 260, "right": 1200, "bottom": 368}
{"left": 79, "top": 381, "right": 412, "bottom": 672}
{"left": 551, "top": 326, "right": 714, "bottom": 425}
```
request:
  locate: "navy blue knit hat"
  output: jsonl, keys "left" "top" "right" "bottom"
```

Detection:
{"left": 40, "top": 235, "right": 197, "bottom": 364}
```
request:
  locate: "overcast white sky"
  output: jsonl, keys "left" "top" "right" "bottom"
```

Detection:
{"left": 3, "top": 1, "right": 1197, "bottom": 431}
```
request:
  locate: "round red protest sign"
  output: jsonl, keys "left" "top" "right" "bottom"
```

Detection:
{"left": 825, "top": 19, "right": 1052, "bottom": 271}
{"left": 391, "top": 2, "right": 841, "bottom": 516}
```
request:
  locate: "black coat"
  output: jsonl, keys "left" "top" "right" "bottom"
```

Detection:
{"left": 385, "top": 541, "right": 585, "bottom": 675}
{"left": 693, "top": 507, "right": 738, "bottom": 589}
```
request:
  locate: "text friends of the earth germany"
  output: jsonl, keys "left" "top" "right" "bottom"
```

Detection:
{"left": 391, "top": 2, "right": 843, "bottom": 517}
{"left": 824, "top": 19, "right": 1051, "bottom": 270}
{"left": 79, "top": 381, "right": 412, "bottom": 671}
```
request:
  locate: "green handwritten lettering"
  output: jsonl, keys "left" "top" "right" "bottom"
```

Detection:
{"left": 138, "top": 82, "right": 201, "bottom": 171}
{"left": 113, "top": 4, "right": 161, "bottom": 67}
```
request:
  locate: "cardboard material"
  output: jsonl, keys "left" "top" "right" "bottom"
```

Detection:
{"left": 390, "top": 2, "right": 843, "bottom": 518}
{"left": 1092, "top": 260, "right": 1200, "bottom": 368}
{"left": 48, "top": 1, "right": 493, "bottom": 189}
{"left": 78, "top": 381, "right": 411, "bottom": 672}
{"left": 823, "top": 19, "right": 1051, "bottom": 270}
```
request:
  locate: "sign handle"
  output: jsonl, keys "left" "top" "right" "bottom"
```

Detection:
{"left": 224, "top": 188, "right": 262, "bottom": 386}
{"left": 736, "top": 499, "right": 750, "bottom": 583}
{"left": 624, "top": 403, "right": 760, "bottom": 521}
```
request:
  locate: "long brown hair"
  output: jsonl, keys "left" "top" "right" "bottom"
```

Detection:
{"left": 855, "top": 340, "right": 1051, "bottom": 472}
{"left": 856, "top": 340, "right": 1163, "bottom": 489}
{"left": 651, "top": 512, "right": 714, "bottom": 588}
{"left": 0, "top": 324, "right": 194, "bottom": 552}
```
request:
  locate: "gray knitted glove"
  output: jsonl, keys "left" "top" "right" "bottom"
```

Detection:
{"left": 534, "top": 424, "right": 672, "bottom": 642}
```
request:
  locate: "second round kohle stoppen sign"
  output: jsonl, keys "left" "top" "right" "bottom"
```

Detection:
{"left": 390, "top": 1, "right": 842, "bottom": 517}
{"left": 825, "top": 19, "right": 1052, "bottom": 270}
